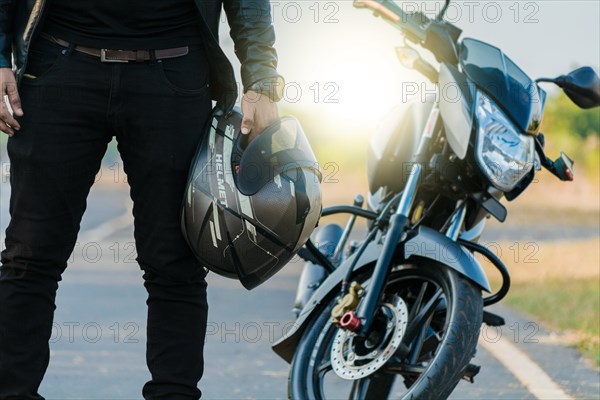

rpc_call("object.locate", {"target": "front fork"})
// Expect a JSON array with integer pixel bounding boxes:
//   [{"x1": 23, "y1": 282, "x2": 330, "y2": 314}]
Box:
[
  {"x1": 355, "y1": 163, "x2": 422, "y2": 335},
  {"x1": 354, "y1": 105, "x2": 440, "y2": 336}
]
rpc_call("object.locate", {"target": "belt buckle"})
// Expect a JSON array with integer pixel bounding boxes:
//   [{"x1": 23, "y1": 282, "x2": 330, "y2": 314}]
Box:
[{"x1": 100, "y1": 49, "x2": 128, "y2": 63}]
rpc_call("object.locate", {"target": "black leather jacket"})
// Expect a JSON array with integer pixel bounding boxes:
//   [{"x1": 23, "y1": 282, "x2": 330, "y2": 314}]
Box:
[{"x1": 0, "y1": 0, "x2": 281, "y2": 111}]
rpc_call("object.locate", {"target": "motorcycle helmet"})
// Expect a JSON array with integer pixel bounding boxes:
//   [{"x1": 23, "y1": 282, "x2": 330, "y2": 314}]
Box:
[{"x1": 181, "y1": 107, "x2": 322, "y2": 289}]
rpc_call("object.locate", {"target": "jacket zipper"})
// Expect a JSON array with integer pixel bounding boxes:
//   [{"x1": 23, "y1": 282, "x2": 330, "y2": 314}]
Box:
[{"x1": 19, "y1": 0, "x2": 48, "y2": 83}]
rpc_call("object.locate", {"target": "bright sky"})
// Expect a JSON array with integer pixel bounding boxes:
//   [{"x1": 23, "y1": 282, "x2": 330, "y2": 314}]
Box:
[{"x1": 219, "y1": 1, "x2": 600, "y2": 135}]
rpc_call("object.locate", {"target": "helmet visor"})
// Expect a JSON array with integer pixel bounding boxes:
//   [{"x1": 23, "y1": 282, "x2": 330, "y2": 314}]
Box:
[{"x1": 234, "y1": 116, "x2": 321, "y2": 196}]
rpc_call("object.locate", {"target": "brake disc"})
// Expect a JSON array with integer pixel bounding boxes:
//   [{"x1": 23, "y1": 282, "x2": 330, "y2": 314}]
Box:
[{"x1": 331, "y1": 295, "x2": 409, "y2": 380}]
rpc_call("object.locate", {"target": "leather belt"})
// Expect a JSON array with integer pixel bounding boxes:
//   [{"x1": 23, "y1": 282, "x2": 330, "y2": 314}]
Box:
[{"x1": 39, "y1": 32, "x2": 189, "y2": 63}]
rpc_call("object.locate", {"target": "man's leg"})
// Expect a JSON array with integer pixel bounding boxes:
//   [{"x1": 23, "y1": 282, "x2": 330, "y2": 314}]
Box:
[
  {"x1": 113, "y1": 46, "x2": 212, "y2": 400},
  {"x1": 0, "y1": 39, "x2": 112, "y2": 399}
]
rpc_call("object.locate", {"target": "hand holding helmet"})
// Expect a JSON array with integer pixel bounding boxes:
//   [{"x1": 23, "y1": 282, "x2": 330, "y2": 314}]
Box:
[{"x1": 240, "y1": 90, "x2": 279, "y2": 143}]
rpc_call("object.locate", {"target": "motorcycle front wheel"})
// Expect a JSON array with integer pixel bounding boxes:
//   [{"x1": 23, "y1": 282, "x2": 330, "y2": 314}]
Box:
[{"x1": 288, "y1": 261, "x2": 483, "y2": 400}]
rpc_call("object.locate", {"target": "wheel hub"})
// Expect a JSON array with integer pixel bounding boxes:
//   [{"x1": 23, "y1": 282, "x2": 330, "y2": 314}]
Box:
[{"x1": 331, "y1": 295, "x2": 408, "y2": 380}]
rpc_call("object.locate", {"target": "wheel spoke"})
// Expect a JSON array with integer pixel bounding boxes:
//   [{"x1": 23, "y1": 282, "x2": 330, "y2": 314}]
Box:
[
  {"x1": 317, "y1": 359, "x2": 333, "y2": 377},
  {"x1": 419, "y1": 331, "x2": 442, "y2": 358},
  {"x1": 382, "y1": 361, "x2": 426, "y2": 375},
  {"x1": 364, "y1": 373, "x2": 397, "y2": 400},
  {"x1": 402, "y1": 288, "x2": 443, "y2": 346},
  {"x1": 349, "y1": 379, "x2": 369, "y2": 400},
  {"x1": 408, "y1": 313, "x2": 434, "y2": 363},
  {"x1": 409, "y1": 282, "x2": 428, "y2": 321}
]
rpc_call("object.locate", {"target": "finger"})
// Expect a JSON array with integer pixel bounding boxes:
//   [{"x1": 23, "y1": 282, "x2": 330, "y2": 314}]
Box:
[
  {"x1": 241, "y1": 109, "x2": 255, "y2": 135},
  {"x1": 0, "y1": 119, "x2": 15, "y2": 136},
  {"x1": 5, "y1": 82, "x2": 23, "y2": 116},
  {"x1": 0, "y1": 100, "x2": 20, "y2": 130},
  {"x1": 251, "y1": 118, "x2": 267, "y2": 137},
  {"x1": 251, "y1": 102, "x2": 279, "y2": 135}
]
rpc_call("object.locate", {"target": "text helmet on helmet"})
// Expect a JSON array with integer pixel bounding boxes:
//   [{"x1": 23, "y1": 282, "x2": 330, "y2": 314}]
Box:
[{"x1": 181, "y1": 107, "x2": 322, "y2": 289}]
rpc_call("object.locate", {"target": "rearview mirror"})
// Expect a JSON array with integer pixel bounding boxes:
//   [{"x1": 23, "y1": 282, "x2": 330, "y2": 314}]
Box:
[{"x1": 538, "y1": 67, "x2": 600, "y2": 109}]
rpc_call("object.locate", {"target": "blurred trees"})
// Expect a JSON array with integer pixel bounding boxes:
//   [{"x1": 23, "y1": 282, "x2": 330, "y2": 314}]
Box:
[
  {"x1": 542, "y1": 92, "x2": 600, "y2": 138},
  {"x1": 540, "y1": 92, "x2": 600, "y2": 179}
]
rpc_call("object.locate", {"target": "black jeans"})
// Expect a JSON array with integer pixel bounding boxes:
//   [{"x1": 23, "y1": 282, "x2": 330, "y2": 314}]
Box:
[{"x1": 0, "y1": 37, "x2": 212, "y2": 399}]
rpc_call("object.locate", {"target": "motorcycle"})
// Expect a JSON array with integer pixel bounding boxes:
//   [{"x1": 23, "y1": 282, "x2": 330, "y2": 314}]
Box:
[{"x1": 272, "y1": 0, "x2": 600, "y2": 399}]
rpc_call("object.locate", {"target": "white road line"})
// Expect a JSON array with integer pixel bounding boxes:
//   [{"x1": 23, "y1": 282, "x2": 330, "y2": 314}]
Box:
[
  {"x1": 479, "y1": 336, "x2": 574, "y2": 400},
  {"x1": 77, "y1": 199, "x2": 133, "y2": 244}
]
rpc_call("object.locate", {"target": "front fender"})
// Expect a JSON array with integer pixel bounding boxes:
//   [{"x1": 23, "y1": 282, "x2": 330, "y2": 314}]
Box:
[
  {"x1": 404, "y1": 226, "x2": 491, "y2": 292},
  {"x1": 272, "y1": 233, "x2": 383, "y2": 363},
  {"x1": 272, "y1": 226, "x2": 490, "y2": 363}
]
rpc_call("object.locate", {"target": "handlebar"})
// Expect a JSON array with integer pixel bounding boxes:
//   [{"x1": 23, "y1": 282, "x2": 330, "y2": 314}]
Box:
[
  {"x1": 353, "y1": 0, "x2": 461, "y2": 65},
  {"x1": 353, "y1": 0, "x2": 430, "y2": 43}
]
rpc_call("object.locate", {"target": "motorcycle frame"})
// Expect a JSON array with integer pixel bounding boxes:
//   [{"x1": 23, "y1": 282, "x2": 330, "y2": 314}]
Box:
[{"x1": 272, "y1": 104, "x2": 492, "y2": 362}]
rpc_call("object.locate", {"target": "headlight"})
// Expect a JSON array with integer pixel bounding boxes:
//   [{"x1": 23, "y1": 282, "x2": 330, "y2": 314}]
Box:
[{"x1": 474, "y1": 91, "x2": 535, "y2": 192}]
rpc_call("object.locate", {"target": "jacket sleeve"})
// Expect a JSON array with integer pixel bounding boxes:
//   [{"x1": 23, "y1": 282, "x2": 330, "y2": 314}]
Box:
[
  {"x1": 0, "y1": 0, "x2": 15, "y2": 68},
  {"x1": 222, "y1": 0, "x2": 281, "y2": 92}
]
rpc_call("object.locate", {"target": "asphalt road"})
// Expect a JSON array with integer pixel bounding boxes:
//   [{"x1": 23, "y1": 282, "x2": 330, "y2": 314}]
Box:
[{"x1": 0, "y1": 184, "x2": 598, "y2": 399}]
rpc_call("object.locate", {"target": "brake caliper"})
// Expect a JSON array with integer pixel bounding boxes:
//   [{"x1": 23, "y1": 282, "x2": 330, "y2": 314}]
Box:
[{"x1": 331, "y1": 282, "x2": 364, "y2": 325}]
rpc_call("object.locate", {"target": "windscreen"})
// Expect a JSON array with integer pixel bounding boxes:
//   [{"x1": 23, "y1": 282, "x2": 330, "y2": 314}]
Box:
[{"x1": 460, "y1": 38, "x2": 546, "y2": 134}]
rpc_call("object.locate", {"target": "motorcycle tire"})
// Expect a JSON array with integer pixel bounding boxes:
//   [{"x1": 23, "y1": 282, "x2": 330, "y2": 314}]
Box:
[{"x1": 288, "y1": 261, "x2": 483, "y2": 400}]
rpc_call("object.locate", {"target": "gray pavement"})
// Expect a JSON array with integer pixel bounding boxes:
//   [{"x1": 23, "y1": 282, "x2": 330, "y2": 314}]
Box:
[{"x1": 0, "y1": 184, "x2": 599, "y2": 399}]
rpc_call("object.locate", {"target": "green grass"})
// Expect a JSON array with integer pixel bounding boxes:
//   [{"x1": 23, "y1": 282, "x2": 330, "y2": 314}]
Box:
[{"x1": 505, "y1": 279, "x2": 600, "y2": 366}]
